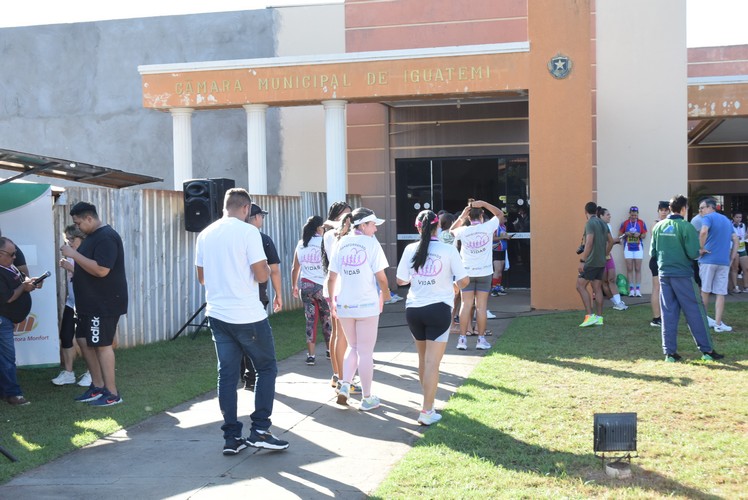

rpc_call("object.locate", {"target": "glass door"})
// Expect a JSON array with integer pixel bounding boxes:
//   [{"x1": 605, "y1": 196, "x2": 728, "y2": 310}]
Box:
[{"x1": 395, "y1": 155, "x2": 530, "y2": 287}]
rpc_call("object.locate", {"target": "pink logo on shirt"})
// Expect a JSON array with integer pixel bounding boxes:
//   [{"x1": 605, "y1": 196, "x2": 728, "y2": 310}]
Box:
[
  {"x1": 464, "y1": 233, "x2": 489, "y2": 250},
  {"x1": 415, "y1": 256, "x2": 442, "y2": 277},
  {"x1": 341, "y1": 246, "x2": 367, "y2": 267},
  {"x1": 299, "y1": 247, "x2": 322, "y2": 264}
]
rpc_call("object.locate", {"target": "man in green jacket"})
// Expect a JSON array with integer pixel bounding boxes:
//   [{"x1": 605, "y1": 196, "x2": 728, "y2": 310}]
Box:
[{"x1": 650, "y1": 195, "x2": 723, "y2": 362}]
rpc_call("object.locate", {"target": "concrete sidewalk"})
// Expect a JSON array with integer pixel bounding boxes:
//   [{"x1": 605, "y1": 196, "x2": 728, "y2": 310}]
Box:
[{"x1": 0, "y1": 292, "x2": 532, "y2": 499}]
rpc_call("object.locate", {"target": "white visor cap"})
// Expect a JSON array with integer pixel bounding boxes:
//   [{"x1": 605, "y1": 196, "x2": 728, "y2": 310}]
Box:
[{"x1": 356, "y1": 213, "x2": 385, "y2": 226}]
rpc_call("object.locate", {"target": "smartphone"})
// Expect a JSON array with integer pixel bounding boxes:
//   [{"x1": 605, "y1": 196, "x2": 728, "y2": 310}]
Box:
[{"x1": 32, "y1": 271, "x2": 51, "y2": 286}]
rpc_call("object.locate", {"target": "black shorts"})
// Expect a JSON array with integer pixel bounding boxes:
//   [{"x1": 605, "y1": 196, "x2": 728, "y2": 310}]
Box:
[
  {"x1": 405, "y1": 303, "x2": 451, "y2": 342},
  {"x1": 493, "y1": 250, "x2": 506, "y2": 261},
  {"x1": 649, "y1": 255, "x2": 658, "y2": 277},
  {"x1": 579, "y1": 266, "x2": 605, "y2": 281},
  {"x1": 77, "y1": 315, "x2": 120, "y2": 347},
  {"x1": 60, "y1": 306, "x2": 77, "y2": 349}
]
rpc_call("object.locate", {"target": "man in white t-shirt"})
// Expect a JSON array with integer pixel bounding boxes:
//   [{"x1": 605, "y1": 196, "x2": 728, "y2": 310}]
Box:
[{"x1": 195, "y1": 188, "x2": 289, "y2": 455}]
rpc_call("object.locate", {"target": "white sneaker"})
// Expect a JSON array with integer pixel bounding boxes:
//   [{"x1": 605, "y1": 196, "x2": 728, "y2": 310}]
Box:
[
  {"x1": 612, "y1": 302, "x2": 628, "y2": 311},
  {"x1": 77, "y1": 371, "x2": 92, "y2": 387},
  {"x1": 417, "y1": 410, "x2": 442, "y2": 426},
  {"x1": 628, "y1": 290, "x2": 635, "y2": 297},
  {"x1": 456, "y1": 336, "x2": 467, "y2": 350},
  {"x1": 476, "y1": 337, "x2": 491, "y2": 350},
  {"x1": 635, "y1": 289, "x2": 642, "y2": 297},
  {"x1": 714, "y1": 322, "x2": 733, "y2": 333},
  {"x1": 707, "y1": 316, "x2": 717, "y2": 328},
  {"x1": 486, "y1": 310, "x2": 497, "y2": 319},
  {"x1": 51, "y1": 370, "x2": 76, "y2": 386}
]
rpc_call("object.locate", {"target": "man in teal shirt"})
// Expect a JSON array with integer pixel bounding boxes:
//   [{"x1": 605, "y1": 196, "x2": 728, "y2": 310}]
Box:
[{"x1": 650, "y1": 195, "x2": 723, "y2": 362}]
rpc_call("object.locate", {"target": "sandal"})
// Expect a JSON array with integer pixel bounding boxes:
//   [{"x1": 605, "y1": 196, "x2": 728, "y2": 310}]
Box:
[{"x1": 484, "y1": 329, "x2": 493, "y2": 336}]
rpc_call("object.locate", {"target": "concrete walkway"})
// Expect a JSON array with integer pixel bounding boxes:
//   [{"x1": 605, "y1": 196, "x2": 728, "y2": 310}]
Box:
[{"x1": 0, "y1": 292, "x2": 533, "y2": 499}]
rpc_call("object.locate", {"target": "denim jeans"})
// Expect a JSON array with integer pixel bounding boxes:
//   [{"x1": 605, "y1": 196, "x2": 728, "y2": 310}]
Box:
[
  {"x1": 0, "y1": 315, "x2": 22, "y2": 399},
  {"x1": 660, "y1": 276, "x2": 714, "y2": 354},
  {"x1": 209, "y1": 316, "x2": 278, "y2": 440}
]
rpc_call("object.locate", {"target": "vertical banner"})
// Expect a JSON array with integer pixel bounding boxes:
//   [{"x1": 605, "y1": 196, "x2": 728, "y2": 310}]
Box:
[{"x1": 0, "y1": 183, "x2": 59, "y2": 367}]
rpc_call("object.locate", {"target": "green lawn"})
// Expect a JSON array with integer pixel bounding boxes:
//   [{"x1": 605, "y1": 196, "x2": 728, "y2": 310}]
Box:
[
  {"x1": 4, "y1": 303, "x2": 747, "y2": 497},
  {"x1": 374, "y1": 303, "x2": 748, "y2": 499},
  {"x1": 0, "y1": 309, "x2": 305, "y2": 484}
]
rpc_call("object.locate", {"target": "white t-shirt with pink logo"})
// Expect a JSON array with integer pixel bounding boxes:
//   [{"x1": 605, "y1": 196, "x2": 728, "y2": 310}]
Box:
[
  {"x1": 452, "y1": 216, "x2": 501, "y2": 277},
  {"x1": 396, "y1": 240, "x2": 467, "y2": 308},
  {"x1": 329, "y1": 233, "x2": 389, "y2": 318},
  {"x1": 295, "y1": 235, "x2": 325, "y2": 285}
]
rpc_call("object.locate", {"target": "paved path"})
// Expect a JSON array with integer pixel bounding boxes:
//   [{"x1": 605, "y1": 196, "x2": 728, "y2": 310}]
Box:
[{"x1": 1, "y1": 292, "x2": 532, "y2": 499}]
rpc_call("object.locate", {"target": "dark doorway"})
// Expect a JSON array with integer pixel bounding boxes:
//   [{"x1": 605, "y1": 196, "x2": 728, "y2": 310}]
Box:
[{"x1": 395, "y1": 156, "x2": 530, "y2": 287}]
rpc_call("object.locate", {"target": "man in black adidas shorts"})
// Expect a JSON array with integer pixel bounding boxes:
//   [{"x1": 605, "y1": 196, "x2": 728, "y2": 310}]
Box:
[
  {"x1": 61, "y1": 202, "x2": 128, "y2": 407},
  {"x1": 576, "y1": 202, "x2": 615, "y2": 327}
]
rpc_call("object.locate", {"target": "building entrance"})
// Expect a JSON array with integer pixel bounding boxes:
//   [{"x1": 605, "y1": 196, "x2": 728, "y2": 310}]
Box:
[{"x1": 395, "y1": 155, "x2": 531, "y2": 287}]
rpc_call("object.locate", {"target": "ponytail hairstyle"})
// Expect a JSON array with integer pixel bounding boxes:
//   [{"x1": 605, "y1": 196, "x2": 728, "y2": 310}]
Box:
[
  {"x1": 596, "y1": 206, "x2": 607, "y2": 218},
  {"x1": 302, "y1": 215, "x2": 323, "y2": 247},
  {"x1": 321, "y1": 201, "x2": 352, "y2": 273},
  {"x1": 327, "y1": 201, "x2": 351, "y2": 222},
  {"x1": 411, "y1": 210, "x2": 439, "y2": 271}
]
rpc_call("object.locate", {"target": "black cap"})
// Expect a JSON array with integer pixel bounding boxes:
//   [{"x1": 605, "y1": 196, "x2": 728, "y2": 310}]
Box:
[
  {"x1": 658, "y1": 200, "x2": 670, "y2": 210},
  {"x1": 250, "y1": 203, "x2": 268, "y2": 217}
]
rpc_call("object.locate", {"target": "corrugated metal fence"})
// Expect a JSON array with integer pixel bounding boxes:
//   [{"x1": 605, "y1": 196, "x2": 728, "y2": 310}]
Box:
[{"x1": 54, "y1": 188, "x2": 360, "y2": 347}]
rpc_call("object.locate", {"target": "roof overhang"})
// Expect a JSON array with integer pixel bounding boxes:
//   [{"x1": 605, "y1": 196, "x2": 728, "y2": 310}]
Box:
[{"x1": 0, "y1": 149, "x2": 162, "y2": 188}]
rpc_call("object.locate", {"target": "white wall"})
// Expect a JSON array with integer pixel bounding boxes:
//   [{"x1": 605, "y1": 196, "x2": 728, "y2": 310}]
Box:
[
  {"x1": 275, "y1": 4, "x2": 346, "y2": 196},
  {"x1": 596, "y1": 0, "x2": 687, "y2": 293}
]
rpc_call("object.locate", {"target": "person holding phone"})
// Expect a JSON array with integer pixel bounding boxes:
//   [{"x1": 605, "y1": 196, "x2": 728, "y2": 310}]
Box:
[
  {"x1": 1, "y1": 236, "x2": 45, "y2": 406},
  {"x1": 61, "y1": 202, "x2": 128, "y2": 407}
]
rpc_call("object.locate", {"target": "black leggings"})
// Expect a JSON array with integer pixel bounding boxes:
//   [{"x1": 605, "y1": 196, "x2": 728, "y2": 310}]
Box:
[{"x1": 59, "y1": 306, "x2": 76, "y2": 349}]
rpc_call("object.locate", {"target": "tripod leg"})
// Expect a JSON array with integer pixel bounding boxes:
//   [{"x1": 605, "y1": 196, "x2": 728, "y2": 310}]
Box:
[
  {"x1": 187, "y1": 315, "x2": 211, "y2": 340},
  {"x1": 172, "y1": 303, "x2": 207, "y2": 340}
]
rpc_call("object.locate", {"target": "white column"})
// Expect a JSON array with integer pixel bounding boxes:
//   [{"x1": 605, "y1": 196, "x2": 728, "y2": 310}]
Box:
[
  {"x1": 170, "y1": 108, "x2": 194, "y2": 191},
  {"x1": 244, "y1": 104, "x2": 268, "y2": 195},
  {"x1": 322, "y1": 100, "x2": 347, "y2": 204}
]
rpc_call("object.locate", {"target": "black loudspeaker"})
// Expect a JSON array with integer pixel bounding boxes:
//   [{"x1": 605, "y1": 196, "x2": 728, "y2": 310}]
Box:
[
  {"x1": 184, "y1": 179, "x2": 217, "y2": 232},
  {"x1": 209, "y1": 177, "x2": 236, "y2": 217}
]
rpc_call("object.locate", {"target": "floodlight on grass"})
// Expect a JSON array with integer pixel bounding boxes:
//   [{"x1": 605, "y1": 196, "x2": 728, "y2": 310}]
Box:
[{"x1": 593, "y1": 412, "x2": 637, "y2": 478}]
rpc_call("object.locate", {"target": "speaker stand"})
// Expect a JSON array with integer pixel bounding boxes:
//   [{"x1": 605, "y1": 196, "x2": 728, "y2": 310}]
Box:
[{"x1": 172, "y1": 303, "x2": 208, "y2": 340}]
